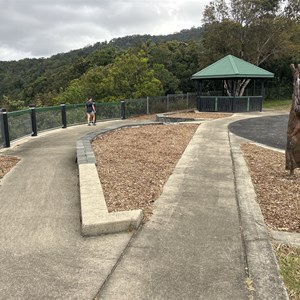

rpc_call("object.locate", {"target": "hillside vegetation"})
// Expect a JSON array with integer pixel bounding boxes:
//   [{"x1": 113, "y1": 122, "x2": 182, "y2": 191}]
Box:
[{"x1": 0, "y1": 0, "x2": 299, "y2": 111}]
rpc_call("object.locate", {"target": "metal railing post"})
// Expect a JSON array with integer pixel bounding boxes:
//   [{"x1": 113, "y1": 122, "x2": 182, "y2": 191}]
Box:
[
  {"x1": 93, "y1": 101, "x2": 97, "y2": 124},
  {"x1": 121, "y1": 100, "x2": 126, "y2": 119},
  {"x1": 29, "y1": 105, "x2": 37, "y2": 136},
  {"x1": 167, "y1": 94, "x2": 169, "y2": 111},
  {"x1": 0, "y1": 108, "x2": 10, "y2": 147},
  {"x1": 146, "y1": 96, "x2": 149, "y2": 115},
  {"x1": 61, "y1": 103, "x2": 67, "y2": 128},
  {"x1": 186, "y1": 92, "x2": 189, "y2": 109}
]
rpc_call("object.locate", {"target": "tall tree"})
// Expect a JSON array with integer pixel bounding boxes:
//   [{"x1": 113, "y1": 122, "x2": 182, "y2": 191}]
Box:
[
  {"x1": 153, "y1": 64, "x2": 180, "y2": 95},
  {"x1": 201, "y1": 0, "x2": 300, "y2": 95},
  {"x1": 202, "y1": 0, "x2": 291, "y2": 65},
  {"x1": 55, "y1": 51, "x2": 163, "y2": 103},
  {"x1": 147, "y1": 40, "x2": 202, "y2": 93}
]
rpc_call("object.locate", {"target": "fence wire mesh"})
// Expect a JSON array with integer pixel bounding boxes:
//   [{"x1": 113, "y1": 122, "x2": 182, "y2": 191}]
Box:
[
  {"x1": 7, "y1": 110, "x2": 32, "y2": 141},
  {"x1": 0, "y1": 118, "x2": 3, "y2": 146},
  {"x1": 1, "y1": 93, "x2": 197, "y2": 147}
]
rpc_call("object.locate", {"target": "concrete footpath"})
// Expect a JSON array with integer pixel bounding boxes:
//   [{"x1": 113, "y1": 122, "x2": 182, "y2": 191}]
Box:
[{"x1": 0, "y1": 113, "x2": 288, "y2": 299}]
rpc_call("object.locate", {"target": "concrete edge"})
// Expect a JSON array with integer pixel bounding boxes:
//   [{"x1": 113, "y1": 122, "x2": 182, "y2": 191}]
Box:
[
  {"x1": 228, "y1": 125, "x2": 300, "y2": 247},
  {"x1": 155, "y1": 113, "x2": 207, "y2": 123},
  {"x1": 76, "y1": 121, "x2": 163, "y2": 236},
  {"x1": 229, "y1": 131, "x2": 289, "y2": 300},
  {"x1": 271, "y1": 230, "x2": 300, "y2": 246},
  {"x1": 156, "y1": 113, "x2": 198, "y2": 123},
  {"x1": 78, "y1": 163, "x2": 143, "y2": 236}
]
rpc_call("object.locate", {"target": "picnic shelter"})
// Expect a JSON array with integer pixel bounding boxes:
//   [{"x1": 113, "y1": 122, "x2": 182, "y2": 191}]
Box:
[{"x1": 191, "y1": 55, "x2": 274, "y2": 112}]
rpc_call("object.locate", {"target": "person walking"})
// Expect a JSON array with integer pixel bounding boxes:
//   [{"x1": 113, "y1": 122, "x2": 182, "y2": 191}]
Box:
[{"x1": 85, "y1": 97, "x2": 96, "y2": 125}]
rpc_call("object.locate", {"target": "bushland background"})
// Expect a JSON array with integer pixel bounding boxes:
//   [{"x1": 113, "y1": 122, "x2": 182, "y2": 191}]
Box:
[{"x1": 0, "y1": 0, "x2": 299, "y2": 112}]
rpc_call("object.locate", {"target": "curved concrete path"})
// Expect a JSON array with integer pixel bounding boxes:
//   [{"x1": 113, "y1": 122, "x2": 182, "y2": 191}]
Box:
[
  {"x1": 95, "y1": 112, "x2": 288, "y2": 300},
  {"x1": 0, "y1": 112, "x2": 289, "y2": 299},
  {"x1": 0, "y1": 120, "x2": 150, "y2": 300}
]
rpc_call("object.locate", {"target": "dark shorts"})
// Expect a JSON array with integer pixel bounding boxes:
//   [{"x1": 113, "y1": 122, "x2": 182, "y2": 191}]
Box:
[{"x1": 87, "y1": 111, "x2": 95, "y2": 116}]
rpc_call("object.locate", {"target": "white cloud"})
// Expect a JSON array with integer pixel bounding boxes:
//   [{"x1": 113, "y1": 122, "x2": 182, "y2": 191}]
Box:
[
  {"x1": 0, "y1": 46, "x2": 34, "y2": 61},
  {"x1": 0, "y1": 0, "x2": 210, "y2": 61}
]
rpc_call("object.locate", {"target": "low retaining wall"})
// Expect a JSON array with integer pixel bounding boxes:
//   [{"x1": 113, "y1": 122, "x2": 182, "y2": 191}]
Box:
[
  {"x1": 155, "y1": 113, "x2": 196, "y2": 123},
  {"x1": 76, "y1": 122, "x2": 160, "y2": 236}
]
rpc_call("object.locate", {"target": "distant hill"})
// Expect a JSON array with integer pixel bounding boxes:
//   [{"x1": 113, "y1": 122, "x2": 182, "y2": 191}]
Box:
[
  {"x1": 62, "y1": 26, "x2": 204, "y2": 58},
  {"x1": 0, "y1": 27, "x2": 203, "y2": 109}
]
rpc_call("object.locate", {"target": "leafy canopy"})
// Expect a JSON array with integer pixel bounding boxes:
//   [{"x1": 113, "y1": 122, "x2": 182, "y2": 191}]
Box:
[
  {"x1": 55, "y1": 51, "x2": 163, "y2": 104},
  {"x1": 201, "y1": 0, "x2": 300, "y2": 66}
]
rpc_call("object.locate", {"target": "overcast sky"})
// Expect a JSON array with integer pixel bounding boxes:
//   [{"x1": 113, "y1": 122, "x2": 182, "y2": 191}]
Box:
[{"x1": 0, "y1": 0, "x2": 210, "y2": 61}]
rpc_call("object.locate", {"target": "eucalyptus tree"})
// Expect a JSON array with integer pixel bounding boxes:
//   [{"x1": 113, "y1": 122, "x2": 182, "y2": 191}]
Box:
[
  {"x1": 201, "y1": 0, "x2": 300, "y2": 96},
  {"x1": 202, "y1": 0, "x2": 298, "y2": 64}
]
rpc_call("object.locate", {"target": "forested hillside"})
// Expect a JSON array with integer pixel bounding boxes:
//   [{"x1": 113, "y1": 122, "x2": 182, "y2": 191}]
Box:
[
  {"x1": 0, "y1": 27, "x2": 203, "y2": 110},
  {"x1": 0, "y1": 0, "x2": 299, "y2": 111}
]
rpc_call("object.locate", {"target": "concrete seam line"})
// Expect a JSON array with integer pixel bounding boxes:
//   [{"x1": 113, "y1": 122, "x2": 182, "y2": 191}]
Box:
[
  {"x1": 228, "y1": 130, "x2": 289, "y2": 300},
  {"x1": 227, "y1": 129, "x2": 251, "y2": 279}
]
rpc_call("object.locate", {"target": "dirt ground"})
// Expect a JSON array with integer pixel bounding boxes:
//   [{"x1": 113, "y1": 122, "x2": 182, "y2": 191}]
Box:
[{"x1": 1, "y1": 111, "x2": 299, "y2": 232}]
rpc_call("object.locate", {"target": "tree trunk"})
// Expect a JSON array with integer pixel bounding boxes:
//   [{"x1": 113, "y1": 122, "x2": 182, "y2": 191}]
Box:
[
  {"x1": 285, "y1": 64, "x2": 300, "y2": 175},
  {"x1": 223, "y1": 79, "x2": 251, "y2": 96}
]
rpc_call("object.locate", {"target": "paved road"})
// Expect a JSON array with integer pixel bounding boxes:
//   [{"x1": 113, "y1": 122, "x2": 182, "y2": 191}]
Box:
[{"x1": 229, "y1": 113, "x2": 288, "y2": 150}]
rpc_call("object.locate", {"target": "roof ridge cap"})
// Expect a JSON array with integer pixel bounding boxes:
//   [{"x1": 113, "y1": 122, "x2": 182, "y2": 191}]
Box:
[{"x1": 228, "y1": 55, "x2": 239, "y2": 74}]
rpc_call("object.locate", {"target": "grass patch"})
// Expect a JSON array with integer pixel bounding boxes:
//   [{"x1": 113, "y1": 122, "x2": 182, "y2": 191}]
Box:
[
  {"x1": 263, "y1": 99, "x2": 291, "y2": 111},
  {"x1": 275, "y1": 244, "x2": 300, "y2": 299}
]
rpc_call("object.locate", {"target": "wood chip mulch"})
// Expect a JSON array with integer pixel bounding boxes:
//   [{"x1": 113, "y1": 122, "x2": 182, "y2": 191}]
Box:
[
  {"x1": 241, "y1": 143, "x2": 300, "y2": 233},
  {"x1": 0, "y1": 155, "x2": 20, "y2": 179},
  {"x1": 92, "y1": 124, "x2": 198, "y2": 222}
]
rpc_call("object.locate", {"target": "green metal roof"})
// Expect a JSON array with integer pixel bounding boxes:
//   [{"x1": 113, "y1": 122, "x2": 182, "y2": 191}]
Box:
[{"x1": 191, "y1": 55, "x2": 274, "y2": 79}]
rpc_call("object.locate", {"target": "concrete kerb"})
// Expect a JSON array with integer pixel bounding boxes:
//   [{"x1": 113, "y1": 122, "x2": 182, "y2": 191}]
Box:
[
  {"x1": 156, "y1": 112, "x2": 207, "y2": 123},
  {"x1": 229, "y1": 129, "x2": 289, "y2": 300},
  {"x1": 76, "y1": 122, "x2": 162, "y2": 236}
]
